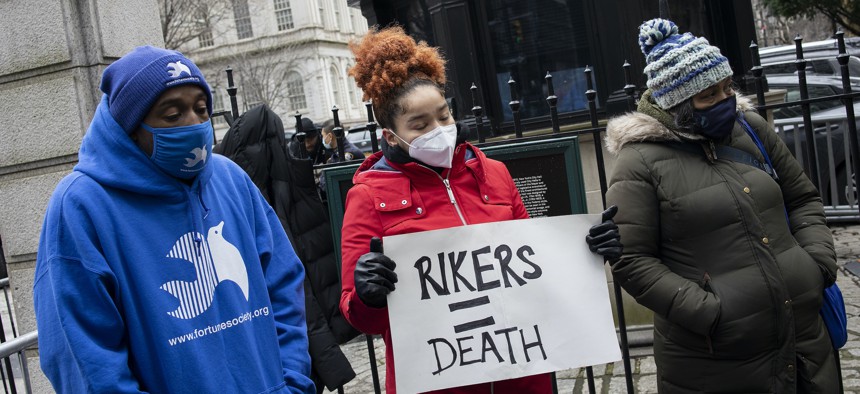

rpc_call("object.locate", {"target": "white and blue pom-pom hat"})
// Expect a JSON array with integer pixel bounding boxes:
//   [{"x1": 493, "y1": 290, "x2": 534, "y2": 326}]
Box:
[{"x1": 638, "y1": 18, "x2": 733, "y2": 110}]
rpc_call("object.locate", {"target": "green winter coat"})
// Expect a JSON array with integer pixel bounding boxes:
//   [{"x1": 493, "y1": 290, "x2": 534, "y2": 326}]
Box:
[{"x1": 605, "y1": 92, "x2": 839, "y2": 393}]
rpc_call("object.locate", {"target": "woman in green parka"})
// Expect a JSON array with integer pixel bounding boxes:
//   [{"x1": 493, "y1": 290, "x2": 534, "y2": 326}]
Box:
[{"x1": 605, "y1": 18, "x2": 839, "y2": 393}]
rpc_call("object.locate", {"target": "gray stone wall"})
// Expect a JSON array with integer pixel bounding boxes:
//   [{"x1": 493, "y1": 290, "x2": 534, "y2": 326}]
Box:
[{"x1": 0, "y1": 1, "x2": 163, "y2": 391}]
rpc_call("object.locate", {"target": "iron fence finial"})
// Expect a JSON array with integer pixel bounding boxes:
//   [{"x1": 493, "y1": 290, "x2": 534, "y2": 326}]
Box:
[{"x1": 470, "y1": 83, "x2": 486, "y2": 143}]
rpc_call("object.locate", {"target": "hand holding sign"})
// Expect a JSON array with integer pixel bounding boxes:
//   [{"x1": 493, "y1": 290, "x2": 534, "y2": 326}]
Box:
[
  {"x1": 354, "y1": 237, "x2": 398, "y2": 308},
  {"x1": 586, "y1": 205, "x2": 622, "y2": 262},
  {"x1": 385, "y1": 215, "x2": 622, "y2": 393}
]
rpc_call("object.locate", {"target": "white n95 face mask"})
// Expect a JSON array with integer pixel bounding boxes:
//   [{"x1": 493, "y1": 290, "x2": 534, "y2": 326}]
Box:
[{"x1": 392, "y1": 123, "x2": 458, "y2": 168}]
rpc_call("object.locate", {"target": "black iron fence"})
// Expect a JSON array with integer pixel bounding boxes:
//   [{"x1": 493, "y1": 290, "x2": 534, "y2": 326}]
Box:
[
  {"x1": 209, "y1": 30, "x2": 857, "y2": 394},
  {"x1": 750, "y1": 31, "x2": 860, "y2": 222}
]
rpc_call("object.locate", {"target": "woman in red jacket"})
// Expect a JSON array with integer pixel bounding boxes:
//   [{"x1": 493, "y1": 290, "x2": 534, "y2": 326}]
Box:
[{"x1": 340, "y1": 26, "x2": 621, "y2": 394}]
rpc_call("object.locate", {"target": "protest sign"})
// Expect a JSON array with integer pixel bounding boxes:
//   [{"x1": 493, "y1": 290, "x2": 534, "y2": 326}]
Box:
[{"x1": 385, "y1": 214, "x2": 621, "y2": 393}]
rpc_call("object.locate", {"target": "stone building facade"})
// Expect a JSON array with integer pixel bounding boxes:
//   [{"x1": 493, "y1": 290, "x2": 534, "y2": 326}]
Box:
[{"x1": 176, "y1": 0, "x2": 369, "y2": 138}]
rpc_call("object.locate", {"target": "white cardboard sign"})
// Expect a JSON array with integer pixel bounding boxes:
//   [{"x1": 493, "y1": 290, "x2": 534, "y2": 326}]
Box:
[{"x1": 385, "y1": 214, "x2": 622, "y2": 393}]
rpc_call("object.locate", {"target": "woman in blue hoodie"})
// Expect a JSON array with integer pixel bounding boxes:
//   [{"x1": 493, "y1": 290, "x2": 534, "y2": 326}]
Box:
[{"x1": 33, "y1": 46, "x2": 314, "y2": 393}]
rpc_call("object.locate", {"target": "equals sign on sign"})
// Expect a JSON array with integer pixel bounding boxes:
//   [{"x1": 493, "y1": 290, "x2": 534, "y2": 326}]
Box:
[
  {"x1": 429, "y1": 293, "x2": 547, "y2": 374},
  {"x1": 449, "y1": 295, "x2": 495, "y2": 333}
]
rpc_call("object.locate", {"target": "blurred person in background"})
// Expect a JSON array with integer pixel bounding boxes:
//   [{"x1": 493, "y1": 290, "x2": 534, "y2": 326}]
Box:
[{"x1": 319, "y1": 119, "x2": 364, "y2": 163}]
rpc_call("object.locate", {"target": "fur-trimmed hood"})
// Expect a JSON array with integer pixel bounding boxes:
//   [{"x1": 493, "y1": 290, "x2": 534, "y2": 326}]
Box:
[{"x1": 605, "y1": 93, "x2": 755, "y2": 154}]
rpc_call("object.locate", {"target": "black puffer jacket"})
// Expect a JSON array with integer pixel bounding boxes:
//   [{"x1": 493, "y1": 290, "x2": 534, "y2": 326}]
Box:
[{"x1": 215, "y1": 105, "x2": 359, "y2": 393}]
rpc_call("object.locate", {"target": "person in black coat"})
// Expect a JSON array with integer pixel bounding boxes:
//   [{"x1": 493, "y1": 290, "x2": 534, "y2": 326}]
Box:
[
  {"x1": 288, "y1": 117, "x2": 327, "y2": 164},
  {"x1": 215, "y1": 105, "x2": 360, "y2": 393}
]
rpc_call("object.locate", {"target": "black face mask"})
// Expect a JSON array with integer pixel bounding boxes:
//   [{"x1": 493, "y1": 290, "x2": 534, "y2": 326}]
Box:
[
  {"x1": 381, "y1": 139, "x2": 414, "y2": 164},
  {"x1": 692, "y1": 95, "x2": 737, "y2": 139}
]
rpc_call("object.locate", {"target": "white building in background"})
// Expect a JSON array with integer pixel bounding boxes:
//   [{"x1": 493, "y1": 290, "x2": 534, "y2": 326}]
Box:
[{"x1": 176, "y1": 0, "x2": 369, "y2": 138}]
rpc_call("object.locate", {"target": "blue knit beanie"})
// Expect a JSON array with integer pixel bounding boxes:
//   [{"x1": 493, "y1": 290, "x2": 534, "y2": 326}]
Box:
[
  {"x1": 100, "y1": 45, "x2": 213, "y2": 133},
  {"x1": 638, "y1": 19, "x2": 733, "y2": 110}
]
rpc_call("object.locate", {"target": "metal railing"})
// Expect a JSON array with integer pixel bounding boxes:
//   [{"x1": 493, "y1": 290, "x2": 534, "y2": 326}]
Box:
[
  {"x1": 750, "y1": 31, "x2": 859, "y2": 222},
  {"x1": 0, "y1": 278, "x2": 29, "y2": 394},
  {"x1": 775, "y1": 112, "x2": 860, "y2": 220},
  {"x1": 0, "y1": 332, "x2": 36, "y2": 394}
]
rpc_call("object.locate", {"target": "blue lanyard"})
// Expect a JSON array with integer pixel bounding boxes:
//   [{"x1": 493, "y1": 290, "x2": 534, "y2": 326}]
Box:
[{"x1": 738, "y1": 113, "x2": 776, "y2": 178}]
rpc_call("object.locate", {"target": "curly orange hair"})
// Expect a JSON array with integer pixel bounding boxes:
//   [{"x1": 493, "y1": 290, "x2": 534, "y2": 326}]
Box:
[{"x1": 349, "y1": 26, "x2": 446, "y2": 128}]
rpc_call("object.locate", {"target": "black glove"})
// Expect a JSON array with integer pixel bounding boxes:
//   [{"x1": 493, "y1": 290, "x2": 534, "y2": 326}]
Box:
[
  {"x1": 586, "y1": 205, "x2": 623, "y2": 262},
  {"x1": 354, "y1": 237, "x2": 397, "y2": 308}
]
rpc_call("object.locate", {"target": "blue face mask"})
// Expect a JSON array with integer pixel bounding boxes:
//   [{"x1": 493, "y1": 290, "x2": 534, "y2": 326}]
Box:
[
  {"x1": 692, "y1": 95, "x2": 738, "y2": 139},
  {"x1": 141, "y1": 121, "x2": 213, "y2": 179}
]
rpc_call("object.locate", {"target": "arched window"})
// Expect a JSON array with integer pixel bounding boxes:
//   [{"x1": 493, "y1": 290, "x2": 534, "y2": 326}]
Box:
[
  {"x1": 232, "y1": 0, "x2": 254, "y2": 39},
  {"x1": 197, "y1": 5, "x2": 214, "y2": 47},
  {"x1": 317, "y1": 0, "x2": 327, "y2": 27},
  {"x1": 211, "y1": 86, "x2": 226, "y2": 126},
  {"x1": 330, "y1": 66, "x2": 345, "y2": 108},
  {"x1": 347, "y1": 75, "x2": 360, "y2": 109},
  {"x1": 333, "y1": 0, "x2": 342, "y2": 29},
  {"x1": 348, "y1": 62, "x2": 363, "y2": 108},
  {"x1": 286, "y1": 72, "x2": 307, "y2": 111}
]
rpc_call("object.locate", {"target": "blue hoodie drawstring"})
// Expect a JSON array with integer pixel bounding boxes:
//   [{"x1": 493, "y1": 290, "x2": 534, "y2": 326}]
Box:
[
  {"x1": 185, "y1": 191, "x2": 203, "y2": 252},
  {"x1": 188, "y1": 185, "x2": 211, "y2": 250},
  {"x1": 188, "y1": 199, "x2": 203, "y2": 248},
  {"x1": 198, "y1": 188, "x2": 211, "y2": 220}
]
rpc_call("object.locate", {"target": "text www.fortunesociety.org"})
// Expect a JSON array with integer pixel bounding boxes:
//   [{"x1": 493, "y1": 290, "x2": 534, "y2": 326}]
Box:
[{"x1": 168, "y1": 306, "x2": 270, "y2": 346}]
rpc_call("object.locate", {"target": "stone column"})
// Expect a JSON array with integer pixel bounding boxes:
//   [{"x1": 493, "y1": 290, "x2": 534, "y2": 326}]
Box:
[{"x1": 0, "y1": 0, "x2": 163, "y2": 390}]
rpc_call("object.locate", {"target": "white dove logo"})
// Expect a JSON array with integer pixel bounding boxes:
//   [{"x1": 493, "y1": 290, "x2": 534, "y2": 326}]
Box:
[
  {"x1": 167, "y1": 61, "x2": 192, "y2": 78},
  {"x1": 184, "y1": 145, "x2": 207, "y2": 167},
  {"x1": 160, "y1": 221, "x2": 249, "y2": 319}
]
